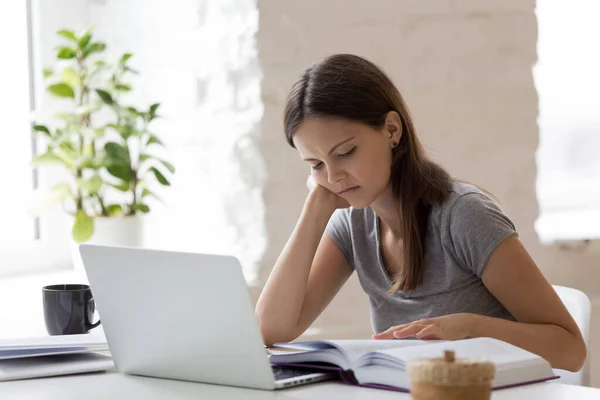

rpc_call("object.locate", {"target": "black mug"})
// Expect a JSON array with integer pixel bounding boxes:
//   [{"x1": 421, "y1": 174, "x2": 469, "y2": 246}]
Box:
[{"x1": 42, "y1": 284, "x2": 101, "y2": 335}]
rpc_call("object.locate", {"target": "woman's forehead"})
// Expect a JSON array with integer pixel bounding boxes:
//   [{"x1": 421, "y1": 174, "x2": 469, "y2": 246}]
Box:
[{"x1": 293, "y1": 118, "x2": 370, "y2": 149}]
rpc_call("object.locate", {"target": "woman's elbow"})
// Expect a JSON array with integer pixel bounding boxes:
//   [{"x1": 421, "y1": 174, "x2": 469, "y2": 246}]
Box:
[
  {"x1": 561, "y1": 335, "x2": 587, "y2": 373},
  {"x1": 256, "y1": 313, "x2": 299, "y2": 347}
]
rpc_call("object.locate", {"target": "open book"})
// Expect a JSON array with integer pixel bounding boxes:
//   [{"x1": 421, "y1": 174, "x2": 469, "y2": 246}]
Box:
[{"x1": 270, "y1": 337, "x2": 558, "y2": 392}]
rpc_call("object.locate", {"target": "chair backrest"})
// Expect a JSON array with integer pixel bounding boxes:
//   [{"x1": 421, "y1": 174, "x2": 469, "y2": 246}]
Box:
[{"x1": 552, "y1": 285, "x2": 591, "y2": 386}]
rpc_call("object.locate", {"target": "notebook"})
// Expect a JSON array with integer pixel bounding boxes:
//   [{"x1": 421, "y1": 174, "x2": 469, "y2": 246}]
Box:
[
  {"x1": 0, "y1": 353, "x2": 114, "y2": 382},
  {"x1": 270, "y1": 337, "x2": 559, "y2": 392},
  {"x1": 0, "y1": 333, "x2": 112, "y2": 381},
  {"x1": 0, "y1": 333, "x2": 109, "y2": 360}
]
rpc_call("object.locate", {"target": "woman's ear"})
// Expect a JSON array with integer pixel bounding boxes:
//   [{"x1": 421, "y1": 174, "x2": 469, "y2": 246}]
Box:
[{"x1": 385, "y1": 111, "x2": 403, "y2": 148}]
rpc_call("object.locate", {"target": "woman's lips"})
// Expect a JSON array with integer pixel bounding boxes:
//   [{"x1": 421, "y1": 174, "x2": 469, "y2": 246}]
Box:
[{"x1": 338, "y1": 186, "x2": 360, "y2": 195}]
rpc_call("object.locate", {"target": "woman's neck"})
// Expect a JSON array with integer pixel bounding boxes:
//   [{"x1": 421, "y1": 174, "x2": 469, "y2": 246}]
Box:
[{"x1": 370, "y1": 185, "x2": 403, "y2": 238}]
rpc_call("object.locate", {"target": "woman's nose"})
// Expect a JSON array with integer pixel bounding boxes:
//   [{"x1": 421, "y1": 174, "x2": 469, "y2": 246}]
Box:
[{"x1": 327, "y1": 165, "x2": 346, "y2": 184}]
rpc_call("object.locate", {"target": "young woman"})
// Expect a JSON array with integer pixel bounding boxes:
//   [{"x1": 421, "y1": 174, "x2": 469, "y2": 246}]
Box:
[{"x1": 255, "y1": 54, "x2": 586, "y2": 372}]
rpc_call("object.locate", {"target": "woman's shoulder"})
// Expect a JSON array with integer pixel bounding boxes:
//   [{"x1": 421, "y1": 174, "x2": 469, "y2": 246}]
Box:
[
  {"x1": 432, "y1": 180, "x2": 516, "y2": 232},
  {"x1": 437, "y1": 181, "x2": 500, "y2": 213},
  {"x1": 431, "y1": 181, "x2": 513, "y2": 227}
]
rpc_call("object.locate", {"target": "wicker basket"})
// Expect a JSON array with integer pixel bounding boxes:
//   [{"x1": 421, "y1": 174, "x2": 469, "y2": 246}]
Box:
[{"x1": 407, "y1": 350, "x2": 496, "y2": 400}]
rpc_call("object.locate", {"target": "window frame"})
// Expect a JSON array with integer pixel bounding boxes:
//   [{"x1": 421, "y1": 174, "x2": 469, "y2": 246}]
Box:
[{"x1": 0, "y1": 0, "x2": 71, "y2": 277}]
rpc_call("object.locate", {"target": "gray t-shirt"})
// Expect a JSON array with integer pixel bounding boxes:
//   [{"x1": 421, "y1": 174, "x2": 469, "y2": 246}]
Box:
[{"x1": 325, "y1": 182, "x2": 517, "y2": 334}]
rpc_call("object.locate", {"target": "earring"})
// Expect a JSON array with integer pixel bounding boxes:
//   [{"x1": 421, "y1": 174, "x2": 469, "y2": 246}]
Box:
[{"x1": 392, "y1": 141, "x2": 398, "y2": 148}]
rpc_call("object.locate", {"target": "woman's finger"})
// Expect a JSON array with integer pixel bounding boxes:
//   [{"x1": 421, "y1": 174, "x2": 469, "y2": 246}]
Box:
[
  {"x1": 392, "y1": 324, "x2": 426, "y2": 339},
  {"x1": 415, "y1": 325, "x2": 441, "y2": 340}
]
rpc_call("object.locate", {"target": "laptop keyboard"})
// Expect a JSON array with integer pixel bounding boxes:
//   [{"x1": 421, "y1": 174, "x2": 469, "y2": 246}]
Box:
[{"x1": 272, "y1": 365, "x2": 319, "y2": 381}]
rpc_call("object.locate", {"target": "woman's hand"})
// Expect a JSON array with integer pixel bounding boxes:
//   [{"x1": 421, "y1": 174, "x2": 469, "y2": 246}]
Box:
[
  {"x1": 305, "y1": 175, "x2": 350, "y2": 211},
  {"x1": 372, "y1": 313, "x2": 477, "y2": 341}
]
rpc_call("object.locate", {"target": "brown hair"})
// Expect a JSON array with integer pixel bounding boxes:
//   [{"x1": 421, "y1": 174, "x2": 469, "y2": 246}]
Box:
[{"x1": 284, "y1": 54, "x2": 452, "y2": 292}]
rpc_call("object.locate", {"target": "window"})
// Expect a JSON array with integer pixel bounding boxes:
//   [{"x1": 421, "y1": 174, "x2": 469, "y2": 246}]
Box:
[
  {"x1": 534, "y1": 0, "x2": 600, "y2": 244},
  {"x1": 0, "y1": 0, "x2": 70, "y2": 275}
]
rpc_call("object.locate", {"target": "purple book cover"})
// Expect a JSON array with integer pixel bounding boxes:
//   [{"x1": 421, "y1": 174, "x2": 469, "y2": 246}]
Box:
[{"x1": 271, "y1": 361, "x2": 560, "y2": 393}]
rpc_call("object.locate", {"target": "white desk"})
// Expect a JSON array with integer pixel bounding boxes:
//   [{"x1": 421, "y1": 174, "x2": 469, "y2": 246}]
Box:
[
  {"x1": 0, "y1": 371, "x2": 599, "y2": 399},
  {"x1": 1, "y1": 273, "x2": 599, "y2": 398}
]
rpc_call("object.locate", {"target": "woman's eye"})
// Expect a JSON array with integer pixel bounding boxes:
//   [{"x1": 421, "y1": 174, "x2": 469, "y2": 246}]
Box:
[
  {"x1": 311, "y1": 162, "x2": 324, "y2": 170},
  {"x1": 339, "y1": 147, "x2": 357, "y2": 157}
]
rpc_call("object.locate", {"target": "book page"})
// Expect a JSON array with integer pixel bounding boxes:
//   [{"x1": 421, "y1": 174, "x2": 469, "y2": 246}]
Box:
[
  {"x1": 324, "y1": 339, "x2": 432, "y2": 365},
  {"x1": 380, "y1": 337, "x2": 541, "y2": 366},
  {"x1": 269, "y1": 339, "x2": 433, "y2": 370}
]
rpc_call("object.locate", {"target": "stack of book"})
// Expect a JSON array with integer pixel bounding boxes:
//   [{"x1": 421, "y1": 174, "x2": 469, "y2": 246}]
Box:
[{"x1": 0, "y1": 333, "x2": 113, "y2": 381}]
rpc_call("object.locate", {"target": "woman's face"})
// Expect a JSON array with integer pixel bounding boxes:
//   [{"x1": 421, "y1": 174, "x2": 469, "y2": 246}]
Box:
[{"x1": 293, "y1": 115, "x2": 401, "y2": 208}]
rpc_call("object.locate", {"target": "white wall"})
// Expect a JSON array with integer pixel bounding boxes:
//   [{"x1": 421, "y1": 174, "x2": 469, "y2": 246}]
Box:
[{"x1": 256, "y1": 0, "x2": 600, "y2": 386}]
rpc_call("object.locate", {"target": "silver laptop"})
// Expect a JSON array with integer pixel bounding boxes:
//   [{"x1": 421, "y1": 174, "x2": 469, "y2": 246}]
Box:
[{"x1": 78, "y1": 244, "x2": 336, "y2": 390}]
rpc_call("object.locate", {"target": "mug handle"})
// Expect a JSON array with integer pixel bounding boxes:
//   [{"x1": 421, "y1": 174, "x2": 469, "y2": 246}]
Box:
[{"x1": 85, "y1": 297, "x2": 101, "y2": 330}]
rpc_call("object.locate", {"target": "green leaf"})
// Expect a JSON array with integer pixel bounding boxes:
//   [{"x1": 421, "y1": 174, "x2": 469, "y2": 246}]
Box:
[
  {"x1": 150, "y1": 167, "x2": 170, "y2": 186},
  {"x1": 113, "y1": 124, "x2": 135, "y2": 140},
  {"x1": 57, "y1": 30, "x2": 77, "y2": 41},
  {"x1": 149, "y1": 103, "x2": 160, "y2": 119},
  {"x1": 61, "y1": 67, "x2": 81, "y2": 88},
  {"x1": 104, "y1": 142, "x2": 130, "y2": 163},
  {"x1": 57, "y1": 142, "x2": 77, "y2": 158},
  {"x1": 95, "y1": 89, "x2": 113, "y2": 105},
  {"x1": 115, "y1": 83, "x2": 132, "y2": 92},
  {"x1": 79, "y1": 157, "x2": 101, "y2": 169},
  {"x1": 31, "y1": 152, "x2": 64, "y2": 166},
  {"x1": 159, "y1": 159, "x2": 175, "y2": 174},
  {"x1": 82, "y1": 42, "x2": 106, "y2": 57},
  {"x1": 125, "y1": 106, "x2": 139, "y2": 116},
  {"x1": 50, "y1": 183, "x2": 73, "y2": 201},
  {"x1": 120, "y1": 53, "x2": 133, "y2": 65},
  {"x1": 106, "y1": 163, "x2": 132, "y2": 182},
  {"x1": 139, "y1": 154, "x2": 151, "y2": 163},
  {"x1": 33, "y1": 125, "x2": 51, "y2": 137},
  {"x1": 78, "y1": 30, "x2": 92, "y2": 49},
  {"x1": 146, "y1": 134, "x2": 163, "y2": 146},
  {"x1": 72, "y1": 211, "x2": 94, "y2": 243},
  {"x1": 81, "y1": 143, "x2": 94, "y2": 157},
  {"x1": 79, "y1": 175, "x2": 103, "y2": 194},
  {"x1": 106, "y1": 204, "x2": 123, "y2": 217},
  {"x1": 56, "y1": 47, "x2": 77, "y2": 59},
  {"x1": 47, "y1": 83, "x2": 75, "y2": 98},
  {"x1": 136, "y1": 203, "x2": 150, "y2": 213},
  {"x1": 110, "y1": 181, "x2": 130, "y2": 192},
  {"x1": 141, "y1": 188, "x2": 163, "y2": 203},
  {"x1": 43, "y1": 68, "x2": 53, "y2": 78}
]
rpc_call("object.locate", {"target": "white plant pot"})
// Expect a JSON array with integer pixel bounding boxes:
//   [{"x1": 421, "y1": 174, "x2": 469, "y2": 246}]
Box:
[{"x1": 70, "y1": 216, "x2": 144, "y2": 275}]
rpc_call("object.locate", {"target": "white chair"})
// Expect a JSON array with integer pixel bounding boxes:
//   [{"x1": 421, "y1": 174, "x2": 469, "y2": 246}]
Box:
[{"x1": 552, "y1": 285, "x2": 591, "y2": 386}]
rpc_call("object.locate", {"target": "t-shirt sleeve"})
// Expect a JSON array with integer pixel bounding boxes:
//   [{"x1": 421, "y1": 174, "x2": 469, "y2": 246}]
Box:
[
  {"x1": 325, "y1": 209, "x2": 354, "y2": 268},
  {"x1": 449, "y1": 193, "x2": 518, "y2": 278}
]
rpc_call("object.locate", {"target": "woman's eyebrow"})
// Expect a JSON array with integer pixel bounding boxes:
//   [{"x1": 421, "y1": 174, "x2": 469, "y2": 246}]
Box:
[{"x1": 302, "y1": 136, "x2": 355, "y2": 162}]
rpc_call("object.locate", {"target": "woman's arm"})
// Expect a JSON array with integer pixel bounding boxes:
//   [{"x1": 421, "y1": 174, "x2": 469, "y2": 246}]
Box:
[
  {"x1": 255, "y1": 188, "x2": 354, "y2": 346},
  {"x1": 374, "y1": 236, "x2": 587, "y2": 372},
  {"x1": 473, "y1": 235, "x2": 587, "y2": 372}
]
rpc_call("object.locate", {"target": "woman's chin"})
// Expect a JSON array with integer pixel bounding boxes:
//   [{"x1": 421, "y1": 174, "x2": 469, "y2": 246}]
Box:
[{"x1": 347, "y1": 199, "x2": 371, "y2": 209}]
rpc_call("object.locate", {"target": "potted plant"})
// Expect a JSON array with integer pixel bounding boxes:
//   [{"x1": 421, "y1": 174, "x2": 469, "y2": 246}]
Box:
[{"x1": 30, "y1": 27, "x2": 174, "y2": 262}]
